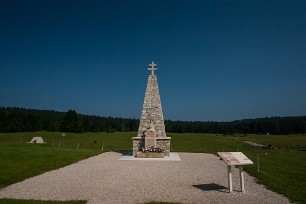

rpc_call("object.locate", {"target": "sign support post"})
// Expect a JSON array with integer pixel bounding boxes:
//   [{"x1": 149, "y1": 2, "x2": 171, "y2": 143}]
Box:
[
  {"x1": 239, "y1": 166, "x2": 245, "y2": 192},
  {"x1": 227, "y1": 165, "x2": 233, "y2": 193}
]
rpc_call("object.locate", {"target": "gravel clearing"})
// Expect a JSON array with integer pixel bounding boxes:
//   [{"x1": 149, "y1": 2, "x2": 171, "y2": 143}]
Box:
[{"x1": 0, "y1": 152, "x2": 290, "y2": 204}]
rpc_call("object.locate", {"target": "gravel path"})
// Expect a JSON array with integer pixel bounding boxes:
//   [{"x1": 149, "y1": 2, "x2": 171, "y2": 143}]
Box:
[{"x1": 0, "y1": 152, "x2": 289, "y2": 204}]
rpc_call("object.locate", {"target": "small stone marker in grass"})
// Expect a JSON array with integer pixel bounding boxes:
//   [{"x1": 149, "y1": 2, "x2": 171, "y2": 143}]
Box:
[
  {"x1": 218, "y1": 152, "x2": 253, "y2": 193},
  {"x1": 28, "y1": 137, "x2": 45, "y2": 144}
]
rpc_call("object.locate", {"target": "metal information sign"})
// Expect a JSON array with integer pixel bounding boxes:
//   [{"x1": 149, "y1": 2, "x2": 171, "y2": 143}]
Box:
[
  {"x1": 218, "y1": 152, "x2": 253, "y2": 193},
  {"x1": 218, "y1": 152, "x2": 253, "y2": 166}
]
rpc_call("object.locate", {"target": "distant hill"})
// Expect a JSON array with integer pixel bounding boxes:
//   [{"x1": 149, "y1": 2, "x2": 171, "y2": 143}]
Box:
[{"x1": 0, "y1": 107, "x2": 305, "y2": 134}]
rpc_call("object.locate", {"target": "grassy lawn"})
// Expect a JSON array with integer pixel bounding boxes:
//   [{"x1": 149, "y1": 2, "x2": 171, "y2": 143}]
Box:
[
  {"x1": 0, "y1": 132, "x2": 134, "y2": 188},
  {"x1": 0, "y1": 132, "x2": 305, "y2": 203}
]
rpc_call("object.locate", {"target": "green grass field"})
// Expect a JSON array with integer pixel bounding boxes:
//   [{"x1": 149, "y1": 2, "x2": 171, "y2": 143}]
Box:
[{"x1": 0, "y1": 132, "x2": 305, "y2": 203}]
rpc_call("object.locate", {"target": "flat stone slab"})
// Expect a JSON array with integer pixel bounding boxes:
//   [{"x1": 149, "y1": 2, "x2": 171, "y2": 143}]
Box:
[{"x1": 119, "y1": 152, "x2": 181, "y2": 161}]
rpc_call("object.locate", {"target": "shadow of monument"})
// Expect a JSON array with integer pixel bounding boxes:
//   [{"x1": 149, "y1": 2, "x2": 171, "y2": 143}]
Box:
[{"x1": 193, "y1": 183, "x2": 227, "y2": 192}]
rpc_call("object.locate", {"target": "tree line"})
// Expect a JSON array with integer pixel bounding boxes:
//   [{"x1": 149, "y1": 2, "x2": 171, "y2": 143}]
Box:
[
  {"x1": 0, "y1": 107, "x2": 138, "y2": 133},
  {"x1": 0, "y1": 107, "x2": 305, "y2": 134},
  {"x1": 165, "y1": 117, "x2": 306, "y2": 135}
]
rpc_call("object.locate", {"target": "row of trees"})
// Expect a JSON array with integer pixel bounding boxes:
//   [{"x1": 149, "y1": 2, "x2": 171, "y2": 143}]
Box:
[
  {"x1": 0, "y1": 107, "x2": 138, "y2": 133},
  {"x1": 0, "y1": 107, "x2": 305, "y2": 134},
  {"x1": 165, "y1": 117, "x2": 306, "y2": 135}
]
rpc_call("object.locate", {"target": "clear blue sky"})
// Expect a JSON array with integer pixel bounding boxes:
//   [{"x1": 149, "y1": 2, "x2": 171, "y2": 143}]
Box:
[{"x1": 1, "y1": 0, "x2": 305, "y2": 121}]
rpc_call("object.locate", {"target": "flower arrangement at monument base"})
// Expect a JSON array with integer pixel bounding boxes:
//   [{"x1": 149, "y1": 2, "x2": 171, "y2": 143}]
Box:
[
  {"x1": 142, "y1": 146, "x2": 164, "y2": 153},
  {"x1": 136, "y1": 146, "x2": 165, "y2": 158}
]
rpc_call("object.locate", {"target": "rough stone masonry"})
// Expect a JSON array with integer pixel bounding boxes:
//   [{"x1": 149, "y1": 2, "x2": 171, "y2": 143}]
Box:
[{"x1": 132, "y1": 62, "x2": 171, "y2": 156}]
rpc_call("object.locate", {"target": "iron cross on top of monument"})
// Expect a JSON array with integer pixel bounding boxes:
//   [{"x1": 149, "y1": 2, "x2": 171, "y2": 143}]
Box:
[
  {"x1": 148, "y1": 61, "x2": 157, "y2": 75},
  {"x1": 132, "y1": 61, "x2": 171, "y2": 157}
]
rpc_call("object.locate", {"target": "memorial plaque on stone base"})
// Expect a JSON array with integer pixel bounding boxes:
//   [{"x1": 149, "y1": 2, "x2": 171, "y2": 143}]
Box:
[{"x1": 145, "y1": 137, "x2": 156, "y2": 148}]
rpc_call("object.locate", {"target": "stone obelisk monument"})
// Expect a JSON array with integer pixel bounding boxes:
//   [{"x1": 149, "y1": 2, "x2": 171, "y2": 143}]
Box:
[{"x1": 132, "y1": 62, "x2": 171, "y2": 157}]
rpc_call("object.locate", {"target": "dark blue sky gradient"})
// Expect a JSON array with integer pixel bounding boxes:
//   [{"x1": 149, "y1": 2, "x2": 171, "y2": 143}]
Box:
[{"x1": 1, "y1": 0, "x2": 305, "y2": 121}]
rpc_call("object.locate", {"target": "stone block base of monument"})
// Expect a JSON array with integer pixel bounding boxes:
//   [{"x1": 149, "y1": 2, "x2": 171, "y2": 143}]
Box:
[
  {"x1": 136, "y1": 152, "x2": 165, "y2": 158},
  {"x1": 132, "y1": 137, "x2": 171, "y2": 157}
]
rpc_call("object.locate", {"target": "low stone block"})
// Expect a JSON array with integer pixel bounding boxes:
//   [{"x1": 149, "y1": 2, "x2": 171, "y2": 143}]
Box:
[{"x1": 136, "y1": 152, "x2": 165, "y2": 158}]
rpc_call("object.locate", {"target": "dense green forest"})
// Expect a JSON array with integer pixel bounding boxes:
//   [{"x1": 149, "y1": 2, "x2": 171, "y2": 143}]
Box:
[{"x1": 0, "y1": 107, "x2": 305, "y2": 134}]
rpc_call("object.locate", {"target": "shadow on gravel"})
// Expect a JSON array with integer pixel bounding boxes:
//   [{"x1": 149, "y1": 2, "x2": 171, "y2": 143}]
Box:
[
  {"x1": 112, "y1": 150, "x2": 132, "y2": 156},
  {"x1": 193, "y1": 183, "x2": 227, "y2": 192}
]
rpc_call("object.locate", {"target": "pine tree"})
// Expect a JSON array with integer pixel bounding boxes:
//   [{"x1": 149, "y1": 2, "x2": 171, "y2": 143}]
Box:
[{"x1": 60, "y1": 110, "x2": 81, "y2": 133}]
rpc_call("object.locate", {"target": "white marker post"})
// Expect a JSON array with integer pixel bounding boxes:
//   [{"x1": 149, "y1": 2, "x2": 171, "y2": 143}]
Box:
[
  {"x1": 61, "y1": 133, "x2": 65, "y2": 147},
  {"x1": 218, "y1": 152, "x2": 253, "y2": 193}
]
